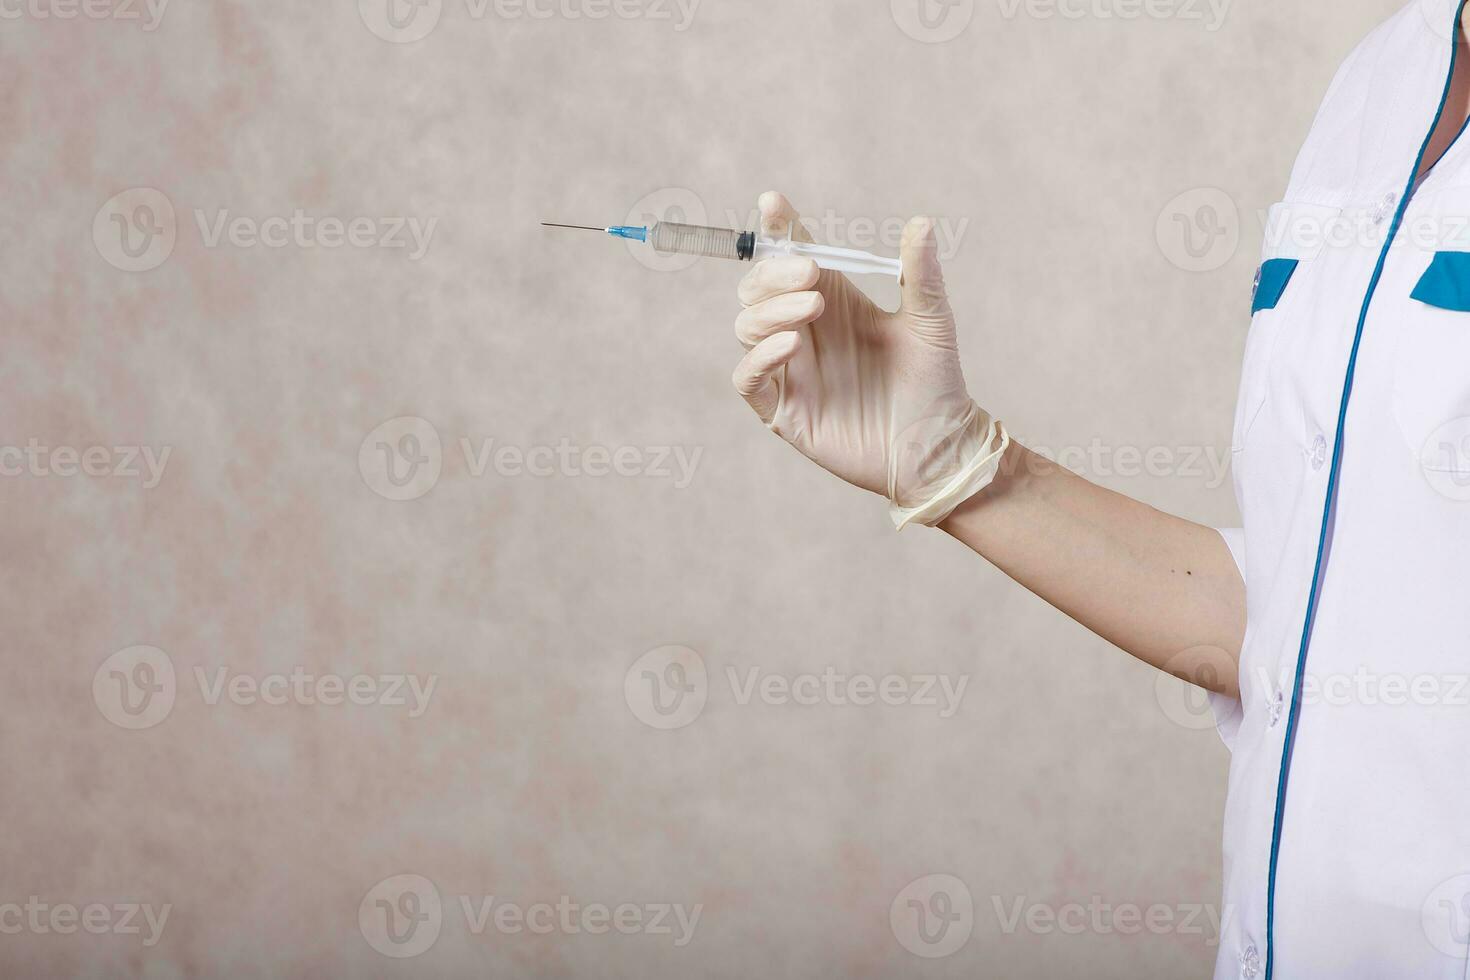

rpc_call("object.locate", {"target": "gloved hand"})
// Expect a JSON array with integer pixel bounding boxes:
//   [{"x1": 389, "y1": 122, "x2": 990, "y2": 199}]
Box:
[{"x1": 732, "y1": 192, "x2": 1008, "y2": 529}]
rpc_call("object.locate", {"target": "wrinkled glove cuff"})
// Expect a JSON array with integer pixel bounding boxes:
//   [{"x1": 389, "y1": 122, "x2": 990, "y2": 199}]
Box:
[{"x1": 889, "y1": 419, "x2": 1010, "y2": 530}]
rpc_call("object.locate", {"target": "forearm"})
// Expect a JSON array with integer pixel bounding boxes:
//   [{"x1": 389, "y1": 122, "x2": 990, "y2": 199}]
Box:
[{"x1": 940, "y1": 441, "x2": 1245, "y2": 698}]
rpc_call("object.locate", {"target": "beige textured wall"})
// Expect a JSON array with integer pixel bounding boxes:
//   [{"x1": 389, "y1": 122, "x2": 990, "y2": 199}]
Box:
[{"x1": 0, "y1": 1, "x2": 1398, "y2": 977}]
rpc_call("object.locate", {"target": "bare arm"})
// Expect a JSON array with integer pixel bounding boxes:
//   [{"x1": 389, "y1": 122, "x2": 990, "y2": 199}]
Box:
[{"x1": 941, "y1": 442, "x2": 1245, "y2": 697}]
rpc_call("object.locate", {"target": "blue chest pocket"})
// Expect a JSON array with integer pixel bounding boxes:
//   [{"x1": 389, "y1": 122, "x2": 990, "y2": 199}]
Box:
[
  {"x1": 1251, "y1": 257, "x2": 1300, "y2": 314},
  {"x1": 1410, "y1": 251, "x2": 1470, "y2": 311}
]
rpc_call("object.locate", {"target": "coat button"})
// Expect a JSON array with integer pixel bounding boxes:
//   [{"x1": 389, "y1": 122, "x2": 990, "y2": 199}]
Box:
[
  {"x1": 1370, "y1": 191, "x2": 1397, "y2": 225},
  {"x1": 1310, "y1": 433, "x2": 1328, "y2": 470},
  {"x1": 1241, "y1": 941, "x2": 1261, "y2": 978},
  {"x1": 1268, "y1": 689, "x2": 1285, "y2": 728}
]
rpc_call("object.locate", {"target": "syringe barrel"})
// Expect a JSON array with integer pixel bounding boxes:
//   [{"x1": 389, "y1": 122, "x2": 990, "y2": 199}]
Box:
[{"x1": 649, "y1": 222, "x2": 756, "y2": 261}]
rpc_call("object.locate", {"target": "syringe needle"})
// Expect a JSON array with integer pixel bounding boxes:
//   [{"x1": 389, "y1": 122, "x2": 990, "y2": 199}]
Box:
[{"x1": 540, "y1": 222, "x2": 608, "y2": 232}]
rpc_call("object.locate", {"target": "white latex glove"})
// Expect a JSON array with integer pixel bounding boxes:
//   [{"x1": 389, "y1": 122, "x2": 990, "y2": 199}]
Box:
[{"x1": 732, "y1": 192, "x2": 1008, "y2": 529}]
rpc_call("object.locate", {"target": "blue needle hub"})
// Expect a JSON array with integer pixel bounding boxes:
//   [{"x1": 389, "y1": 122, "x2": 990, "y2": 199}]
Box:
[{"x1": 605, "y1": 225, "x2": 649, "y2": 242}]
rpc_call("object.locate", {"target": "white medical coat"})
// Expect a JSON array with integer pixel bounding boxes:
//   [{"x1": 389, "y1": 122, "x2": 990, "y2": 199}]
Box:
[{"x1": 1218, "y1": 0, "x2": 1470, "y2": 975}]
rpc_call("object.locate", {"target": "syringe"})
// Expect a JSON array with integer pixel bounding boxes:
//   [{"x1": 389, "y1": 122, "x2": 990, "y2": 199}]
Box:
[{"x1": 541, "y1": 220, "x2": 903, "y2": 279}]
